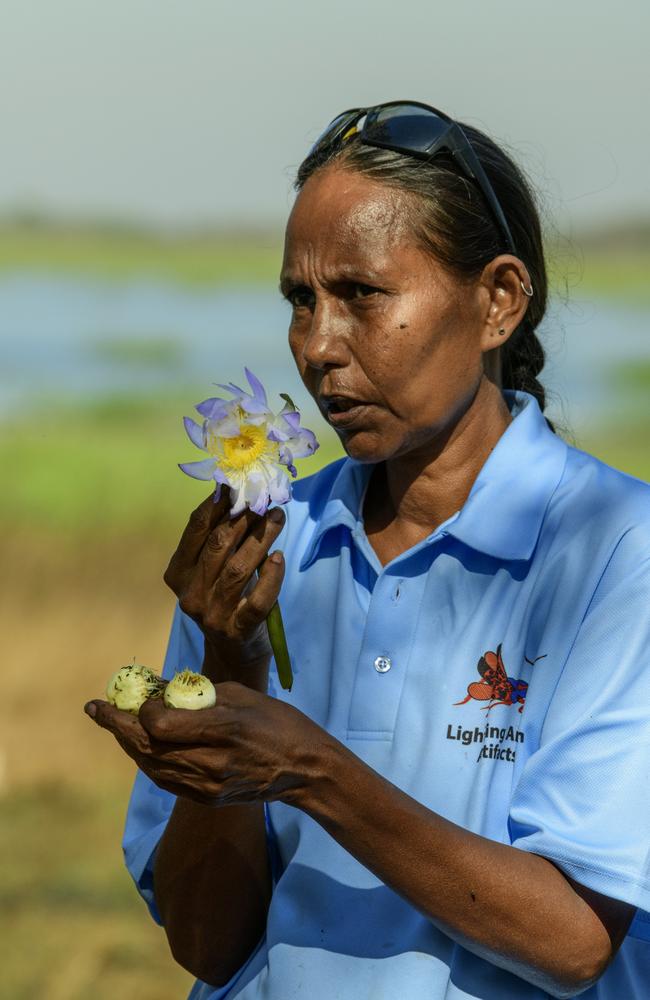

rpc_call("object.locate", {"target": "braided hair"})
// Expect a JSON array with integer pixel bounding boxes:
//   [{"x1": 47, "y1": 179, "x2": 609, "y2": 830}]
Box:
[{"x1": 295, "y1": 121, "x2": 552, "y2": 427}]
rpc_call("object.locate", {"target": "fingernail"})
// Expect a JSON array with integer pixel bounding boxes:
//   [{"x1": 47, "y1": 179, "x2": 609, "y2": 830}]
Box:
[
  {"x1": 84, "y1": 702, "x2": 97, "y2": 719},
  {"x1": 269, "y1": 507, "x2": 284, "y2": 523},
  {"x1": 269, "y1": 550, "x2": 283, "y2": 564}
]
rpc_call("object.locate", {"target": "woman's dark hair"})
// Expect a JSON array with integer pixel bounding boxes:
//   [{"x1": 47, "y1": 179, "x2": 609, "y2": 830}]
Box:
[{"x1": 295, "y1": 122, "x2": 552, "y2": 425}]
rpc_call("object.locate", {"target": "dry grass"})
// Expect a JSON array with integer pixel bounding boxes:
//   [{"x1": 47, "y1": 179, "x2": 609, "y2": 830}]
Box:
[
  {"x1": 0, "y1": 780, "x2": 194, "y2": 1000},
  {"x1": 0, "y1": 529, "x2": 196, "y2": 998},
  {"x1": 0, "y1": 531, "x2": 176, "y2": 790}
]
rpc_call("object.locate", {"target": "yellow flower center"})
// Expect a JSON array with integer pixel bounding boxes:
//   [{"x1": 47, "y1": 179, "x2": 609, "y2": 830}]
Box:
[
  {"x1": 206, "y1": 419, "x2": 280, "y2": 476},
  {"x1": 222, "y1": 423, "x2": 269, "y2": 468}
]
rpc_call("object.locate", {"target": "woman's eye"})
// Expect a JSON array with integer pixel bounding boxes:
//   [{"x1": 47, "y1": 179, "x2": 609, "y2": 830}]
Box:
[
  {"x1": 287, "y1": 287, "x2": 314, "y2": 309},
  {"x1": 352, "y1": 283, "x2": 379, "y2": 299}
]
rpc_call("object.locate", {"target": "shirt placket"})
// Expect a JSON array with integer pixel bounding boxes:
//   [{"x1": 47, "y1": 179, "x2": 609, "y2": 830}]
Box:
[{"x1": 346, "y1": 529, "x2": 445, "y2": 740}]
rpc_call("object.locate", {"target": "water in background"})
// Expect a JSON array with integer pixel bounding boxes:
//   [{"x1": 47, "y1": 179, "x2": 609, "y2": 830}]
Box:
[{"x1": 1, "y1": 274, "x2": 648, "y2": 434}]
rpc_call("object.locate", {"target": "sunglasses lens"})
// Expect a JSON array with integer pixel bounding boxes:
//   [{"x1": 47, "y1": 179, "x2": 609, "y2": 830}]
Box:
[
  {"x1": 365, "y1": 104, "x2": 452, "y2": 155},
  {"x1": 307, "y1": 111, "x2": 361, "y2": 158}
]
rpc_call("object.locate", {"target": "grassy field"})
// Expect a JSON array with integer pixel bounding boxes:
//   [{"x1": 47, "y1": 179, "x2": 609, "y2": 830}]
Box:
[
  {"x1": 0, "y1": 223, "x2": 283, "y2": 287},
  {"x1": 0, "y1": 221, "x2": 648, "y2": 303}
]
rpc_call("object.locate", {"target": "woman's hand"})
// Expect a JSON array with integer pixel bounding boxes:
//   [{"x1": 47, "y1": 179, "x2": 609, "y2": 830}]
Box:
[
  {"x1": 163, "y1": 490, "x2": 286, "y2": 677},
  {"x1": 86, "y1": 682, "x2": 323, "y2": 807}
]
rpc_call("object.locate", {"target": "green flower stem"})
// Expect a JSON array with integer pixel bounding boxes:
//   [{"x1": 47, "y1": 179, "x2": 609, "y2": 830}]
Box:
[{"x1": 266, "y1": 602, "x2": 293, "y2": 691}]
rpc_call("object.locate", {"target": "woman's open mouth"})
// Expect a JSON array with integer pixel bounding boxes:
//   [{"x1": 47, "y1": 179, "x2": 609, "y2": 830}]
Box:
[{"x1": 322, "y1": 396, "x2": 371, "y2": 428}]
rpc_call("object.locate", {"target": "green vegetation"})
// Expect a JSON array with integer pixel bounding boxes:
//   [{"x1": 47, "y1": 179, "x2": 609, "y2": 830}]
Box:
[
  {"x1": 582, "y1": 422, "x2": 650, "y2": 484},
  {"x1": 567, "y1": 250, "x2": 650, "y2": 306},
  {"x1": 0, "y1": 220, "x2": 648, "y2": 303},
  {"x1": 612, "y1": 358, "x2": 650, "y2": 391},
  {"x1": 0, "y1": 222, "x2": 283, "y2": 287},
  {"x1": 88, "y1": 336, "x2": 184, "y2": 368}
]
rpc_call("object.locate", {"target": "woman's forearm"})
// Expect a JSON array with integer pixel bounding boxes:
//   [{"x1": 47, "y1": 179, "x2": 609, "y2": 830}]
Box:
[
  {"x1": 294, "y1": 740, "x2": 615, "y2": 998},
  {"x1": 153, "y1": 797, "x2": 271, "y2": 987},
  {"x1": 153, "y1": 646, "x2": 273, "y2": 987}
]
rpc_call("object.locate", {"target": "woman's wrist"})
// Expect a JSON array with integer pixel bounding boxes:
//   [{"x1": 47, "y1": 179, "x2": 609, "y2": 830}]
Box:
[
  {"x1": 202, "y1": 638, "x2": 270, "y2": 692},
  {"x1": 283, "y1": 730, "x2": 351, "y2": 811}
]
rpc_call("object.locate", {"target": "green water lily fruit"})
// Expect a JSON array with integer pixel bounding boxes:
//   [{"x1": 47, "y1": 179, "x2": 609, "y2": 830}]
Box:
[
  {"x1": 163, "y1": 669, "x2": 217, "y2": 710},
  {"x1": 106, "y1": 663, "x2": 166, "y2": 714}
]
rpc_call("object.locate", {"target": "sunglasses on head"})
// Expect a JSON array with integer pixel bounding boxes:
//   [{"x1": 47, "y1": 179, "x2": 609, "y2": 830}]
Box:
[{"x1": 307, "y1": 100, "x2": 518, "y2": 259}]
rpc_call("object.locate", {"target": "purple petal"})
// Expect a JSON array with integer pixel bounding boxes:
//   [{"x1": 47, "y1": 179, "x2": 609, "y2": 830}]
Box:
[
  {"x1": 217, "y1": 382, "x2": 245, "y2": 398},
  {"x1": 183, "y1": 416, "x2": 205, "y2": 450},
  {"x1": 249, "y1": 493, "x2": 270, "y2": 516},
  {"x1": 196, "y1": 397, "x2": 230, "y2": 420},
  {"x1": 239, "y1": 397, "x2": 271, "y2": 416},
  {"x1": 278, "y1": 445, "x2": 298, "y2": 477},
  {"x1": 282, "y1": 411, "x2": 302, "y2": 432},
  {"x1": 267, "y1": 421, "x2": 290, "y2": 442},
  {"x1": 212, "y1": 466, "x2": 230, "y2": 485},
  {"x1": 244, "y1": 368, "x2": 268, "y2": 406},
  {"x1": 178, "y1": 458, "x2": 217, "y2": 481},
  {"x1": 287, "y1": 427, "x2": 319, "y2": 458}
]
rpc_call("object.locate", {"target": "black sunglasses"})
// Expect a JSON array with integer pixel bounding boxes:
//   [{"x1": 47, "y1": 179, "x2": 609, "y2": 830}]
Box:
[{"x1": 306, "y1": 100, "x2": 518, "y2": 257}]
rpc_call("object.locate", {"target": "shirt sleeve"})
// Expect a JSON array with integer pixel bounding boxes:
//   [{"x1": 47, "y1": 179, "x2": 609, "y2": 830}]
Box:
[
  {"x1": 122, "y1": 602, "x2": 205, "y2": 923},
  {"x1": 509, "y1": 529, "x2": 650, "y2": 912}
]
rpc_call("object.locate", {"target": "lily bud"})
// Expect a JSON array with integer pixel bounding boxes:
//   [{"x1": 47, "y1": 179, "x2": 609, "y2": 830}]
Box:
[
  {"x1": 163, "y1": 669, "x2": 217, "y2": 710},
  {"x1": 106, "y1": 664, "x2": 166, "y2": 714}
]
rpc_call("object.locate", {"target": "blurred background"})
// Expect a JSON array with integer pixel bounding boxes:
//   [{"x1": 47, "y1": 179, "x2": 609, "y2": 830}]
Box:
[{"x1": 0, "y1": 1, "x2": 647, "y2": 997}]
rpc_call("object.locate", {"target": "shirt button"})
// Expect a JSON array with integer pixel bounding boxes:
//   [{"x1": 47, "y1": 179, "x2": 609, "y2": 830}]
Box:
[{"x1": 374, "y1": 655, "x2": 392, "y2": 673}]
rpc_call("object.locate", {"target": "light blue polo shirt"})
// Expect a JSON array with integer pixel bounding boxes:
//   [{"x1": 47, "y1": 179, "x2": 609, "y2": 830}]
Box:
[{"x1": 124, "y1": 391, "x2": 650, "y2": 999}]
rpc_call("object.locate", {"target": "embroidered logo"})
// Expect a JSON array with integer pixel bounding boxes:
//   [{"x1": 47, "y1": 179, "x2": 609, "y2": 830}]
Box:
[{"x1": 453, "y1": 643, "x2": 545, "y2": 714}]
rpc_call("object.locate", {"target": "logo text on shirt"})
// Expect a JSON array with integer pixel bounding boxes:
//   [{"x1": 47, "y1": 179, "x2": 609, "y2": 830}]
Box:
[{"x1": 445, "y1": 722, "x2": 525, "y2": 763}]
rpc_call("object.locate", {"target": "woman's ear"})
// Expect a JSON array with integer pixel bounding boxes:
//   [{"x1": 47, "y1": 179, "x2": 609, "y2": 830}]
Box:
[{"x1": 479, "y1": 255, "x2": 533, "y2": 354}]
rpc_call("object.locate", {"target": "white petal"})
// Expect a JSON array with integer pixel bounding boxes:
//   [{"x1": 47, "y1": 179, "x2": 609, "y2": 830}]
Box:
[
  {"x1": 287, "y1": 427, "x2": 319, "y2": 458},
  {"x1": 268, "y1": 469, "x2": 292, "y2": 505},
  {"x1": 209, "y1": 410, "x2": 241, "y2": 439}
]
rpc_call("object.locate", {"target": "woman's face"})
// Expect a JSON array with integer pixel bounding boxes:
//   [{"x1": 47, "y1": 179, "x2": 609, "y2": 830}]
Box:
[{"x1": 281, "y1": 166, "x2": 497, "y2": 464}]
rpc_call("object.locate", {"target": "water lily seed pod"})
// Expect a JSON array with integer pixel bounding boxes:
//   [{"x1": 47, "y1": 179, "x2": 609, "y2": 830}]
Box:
[
  {"x1": 106, "y1": 664, "x2": 166, "y2": 714},
  {"x1": 163, "y1": 669, "x2": 217, "y2": 710}
]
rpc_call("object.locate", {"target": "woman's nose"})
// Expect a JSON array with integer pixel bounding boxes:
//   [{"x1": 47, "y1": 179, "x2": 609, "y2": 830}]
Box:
[{"x1": 300, "y1": 301, "x2": 351, "y2": 371}]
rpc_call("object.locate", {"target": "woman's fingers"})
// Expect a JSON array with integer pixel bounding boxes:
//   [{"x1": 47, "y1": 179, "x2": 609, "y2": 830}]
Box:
[
  {"x1": 84, "y1": 700, "x2": 156, "y2": 756},
  {"x1": 214, "y1": 507, "x2": 285, "y2": 601},
  {"x1": 198, "y1": 508, "x2": 260, "y2": 590},
  {"x1": 179, "y1": 509, "x2": 258, "y2": 619},
  {"x1": 234, "y1": 550, "x2": 285, "y2": 632},
  {"x1": 138, "y1": 697, "x2": 229, "y2": 746},
  {"x1": 164, "y1": 489, "x2": 230, "y2": 590}
]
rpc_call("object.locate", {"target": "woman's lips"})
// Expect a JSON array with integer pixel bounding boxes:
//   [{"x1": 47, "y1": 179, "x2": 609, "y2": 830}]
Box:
[{"x1": 322, "y1": 396, "x2": 372, "y2": 428}]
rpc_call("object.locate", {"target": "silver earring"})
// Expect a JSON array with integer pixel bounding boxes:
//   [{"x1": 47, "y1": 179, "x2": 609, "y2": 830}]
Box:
[
  {"x1": 498, "y1": 327, "x2": 506, "y2": 336},
  {"x1": 520, "y1": 280, "x2": 534, "y2": 298}
]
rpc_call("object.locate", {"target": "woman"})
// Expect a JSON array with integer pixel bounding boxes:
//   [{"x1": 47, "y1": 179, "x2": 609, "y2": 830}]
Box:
[{"x1": 85, "y1": 102, "x2": 650, "y2": 999}]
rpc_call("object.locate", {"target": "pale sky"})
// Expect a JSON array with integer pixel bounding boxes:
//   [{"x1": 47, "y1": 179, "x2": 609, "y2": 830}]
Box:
[{"x1": 1, "y1": 0, "x2": 647, "y2": 232}]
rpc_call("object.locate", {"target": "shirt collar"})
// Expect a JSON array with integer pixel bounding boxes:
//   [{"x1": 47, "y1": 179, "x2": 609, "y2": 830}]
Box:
[{"x1": 299, "y1": 391, "x2": 567, "y2": 569}]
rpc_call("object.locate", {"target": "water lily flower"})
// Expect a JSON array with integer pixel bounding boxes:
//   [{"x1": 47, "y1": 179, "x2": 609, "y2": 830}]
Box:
[
  {"x1": 179, "y1": 368, "x2": 318, "y2": 517},
  {"x1": 178, "y1": 369, "x2": 320, "y2": 691}
]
